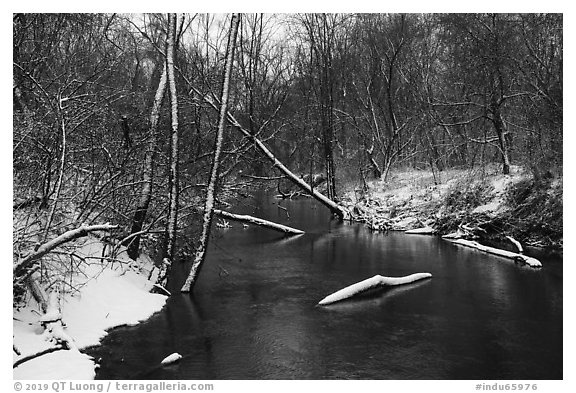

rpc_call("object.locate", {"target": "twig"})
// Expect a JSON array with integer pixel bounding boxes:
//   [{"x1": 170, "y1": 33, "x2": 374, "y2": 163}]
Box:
[{"x1": 13, "y1": 346, "x2": 65, "y2": 368}]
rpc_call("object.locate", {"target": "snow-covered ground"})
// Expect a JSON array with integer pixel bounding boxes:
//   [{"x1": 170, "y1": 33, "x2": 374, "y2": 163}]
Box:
[
  {"x1": 13, "y1": 238, "x2": 167, "y2": 379},
  {"x1": 343, "y1": 164, "x2": 529, "y2": 231}
]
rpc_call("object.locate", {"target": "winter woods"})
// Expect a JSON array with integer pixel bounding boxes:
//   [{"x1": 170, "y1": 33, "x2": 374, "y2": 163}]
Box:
[{"x1": 13, "y1": 13, "x2": 562, "y2": 295}]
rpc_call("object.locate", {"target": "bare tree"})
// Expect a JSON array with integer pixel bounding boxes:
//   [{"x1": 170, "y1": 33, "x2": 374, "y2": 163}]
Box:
[
  {"x1": 126, "y1": 65, "x2": 167, "y2": 260},
  {"x1": 165, "y1": 13, "x2": 180, "y2": 261},
  {"x1": 181, "y1": 13, "x2": 241, "y2": 292}
]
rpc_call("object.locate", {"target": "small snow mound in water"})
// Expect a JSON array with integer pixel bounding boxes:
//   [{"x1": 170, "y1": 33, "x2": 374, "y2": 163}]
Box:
[{"x1": 161, "y1": 352, "x2": 182, "y2": 365}]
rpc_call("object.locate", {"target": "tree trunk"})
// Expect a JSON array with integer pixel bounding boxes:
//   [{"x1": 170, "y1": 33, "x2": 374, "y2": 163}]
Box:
[
  {"x1": 184, "y1": 86, "x2": 350, "y2": 220},
  {"x1": 366, "y1": 145, "x2": 382, "y2": 179},
  {"x1": 321, "y1": 102, "x2": 337, "y2": 200},
  {"x1": 126, "y1": 65, "x2": 167, "y2": 260},
  {"x1": 181, "y1": 13, "x2": 241, "y2": 293},
  {"x1": 491, "y1": 102, "x2": 511, "y2": 175},
  {"x1": 25, "y1": 273, "x2": 78, "y2": 352},
  {"x1": 448, "y1": 239, "x2": 541, "y2": 267},
  {"x1": 165, "y1": 13, "x2": 180, "y2": 261}
]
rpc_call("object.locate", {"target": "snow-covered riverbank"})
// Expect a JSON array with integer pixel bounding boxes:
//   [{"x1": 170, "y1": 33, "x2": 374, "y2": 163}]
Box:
[
  {"x1": 341, "y1": 165, "x2": 562, "y2": 250},
  {"x1": 13, "y1": 238, "x2": 167, "y2": 379}
]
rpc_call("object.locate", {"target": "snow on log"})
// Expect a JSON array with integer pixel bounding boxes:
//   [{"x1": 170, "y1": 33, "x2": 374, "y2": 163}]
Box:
[
  {"x1": 318, "y1": 273, "x2": 432, "y2": 305},
  {"x1": 161, "y1": 352, "x2": 182, "y2": 365},
  {"x1": 27, "y1": 274, "x2": 78, "y2": 351},
  {"x1": 506, "y1": 236, "x2": 524, "y2": 253},
  {"x1": 43, "y1": 291, "x2": 78, "y2": 351},
  {"x1": 151, "y1": 258, "x2": 172, "y2": 295},
  {"x1": 442, "y1": 230, "x2": 466, "y2": 239},
  {"x1": 213, "y1": 209, "x2": 304, "y2": 235},
  {"x1": 449, "y1": 239, "x2": 541, "y2": 267},
  {"x1": 14, "y1": 224, "x2": 119, "y2": 275},
  {"x1": 405, "y1": 226, "x2": 436, "y2": 235}
]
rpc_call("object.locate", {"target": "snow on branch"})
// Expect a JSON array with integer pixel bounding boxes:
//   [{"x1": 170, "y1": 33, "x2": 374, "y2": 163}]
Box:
[
  {"x1": 213, "y1": 209, "x2": 304, "y2": 235},
  {"x1": 14, "y1": 224, "x2": 119, "y2": 275},
  {"x1": 448, "y1": 239, "x2": 541, "y2": 267},
  {"x1": 318, "y1": 273, "x2": 432, "y2": 305}
]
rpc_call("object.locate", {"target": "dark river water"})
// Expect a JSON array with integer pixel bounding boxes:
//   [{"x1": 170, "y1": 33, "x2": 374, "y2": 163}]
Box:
[{"x1": 88, "y1": 192, "x2": 563, "y2": 379}]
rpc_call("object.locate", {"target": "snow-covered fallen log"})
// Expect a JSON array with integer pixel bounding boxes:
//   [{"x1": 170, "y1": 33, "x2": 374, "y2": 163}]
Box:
[
  {"x1": 318, "y1": 273, "x2": 432, "y2": 305},
  {"x1": 213, "y1": 209, "x2": 304, "y2": 235},
  {"x1": 448, "y1": 239, "x2": 542, "y2": 267},
  {"x1": 161, "y1": 352, "x2": 182, "y2": 365},
  {"x1": 442, "y1": 230, "x2": 466, "y2": 239},
  {"x1": 405, "y1": 226, "x2": 436, "y2": 235}
]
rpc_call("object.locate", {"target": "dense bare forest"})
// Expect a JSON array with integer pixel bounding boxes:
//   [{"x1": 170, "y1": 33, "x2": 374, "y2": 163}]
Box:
[{"x1": 13, "y1": 11, "x2": 563, "y2": 287}]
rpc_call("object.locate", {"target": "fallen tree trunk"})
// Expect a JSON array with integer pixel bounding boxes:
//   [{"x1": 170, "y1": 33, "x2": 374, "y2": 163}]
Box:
[
  {"x1": 37, "y1": 285, "x2": 77, "y2": 351},
  {"x1": 161, "y1": 352, "x2": 182, "y2": 365},
  {"x1": 318, "y1": 273, "x2": 432, "y2": 305},
  {"x1": 405, "y1": 226, "x2": 436, "y2": 235},
  {"x1": 214, "y1": 209, "x2": 304, "y2": 235},
  {"x1": 448, "y1": 239, "x2": 541, "y2": 267},
  {"x1": 17, "y1": 272, "x2": 79, "y2": 369},
  {"x1": 14, "y1": 224, "x2": 119, "y2": 276},
  {"x1": 151, "y1": 258, "x2": 172, "y2": 296}
]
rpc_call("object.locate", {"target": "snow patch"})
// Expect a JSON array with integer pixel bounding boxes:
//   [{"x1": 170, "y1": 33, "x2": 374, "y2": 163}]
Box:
[
  {"x1": 13, "y1": 239, "x2": 167, "y2": 379},
  {"x1": 161, "y1": 352, "x2": 182, "y2": 365}
]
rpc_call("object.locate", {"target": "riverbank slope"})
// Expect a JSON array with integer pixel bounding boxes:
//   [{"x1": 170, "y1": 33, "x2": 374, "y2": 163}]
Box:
[{"x1": 340, "y1": 164, "x2": 562, "y2": 250}]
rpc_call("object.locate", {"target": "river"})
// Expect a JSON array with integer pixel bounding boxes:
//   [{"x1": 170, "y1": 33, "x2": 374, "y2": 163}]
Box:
[{"x1": 88, "y1": 191, "x2": 563, "y2": 379}]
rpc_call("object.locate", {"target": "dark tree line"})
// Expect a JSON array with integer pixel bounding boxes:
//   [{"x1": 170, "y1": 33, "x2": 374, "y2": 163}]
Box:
[{"x1": 13, "y1": 13, "x2": 562, "y2": 290}]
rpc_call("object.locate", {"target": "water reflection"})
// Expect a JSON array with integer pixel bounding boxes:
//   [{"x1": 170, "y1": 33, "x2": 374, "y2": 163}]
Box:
[{"x1": 89, "y1": 194, "x2": 562, "y2": 380}]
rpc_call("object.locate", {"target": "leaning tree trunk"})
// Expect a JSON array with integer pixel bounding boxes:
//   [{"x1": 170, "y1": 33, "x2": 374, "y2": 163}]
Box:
[
  {"x1": 182, "y1": 81, "x2": 350, "y2": 220},
  {"x1": 165, "y1": 13, "x2": 180, "y2": 261},
  {"x1": 125, "y1": 65, "x2": 167, "y2": 260},
  {"x1": 181, "y1": 13, "x2": 241, "y2": 292},
  {"x1": 183, "y1": 83, "x2": 350, "y2": 219}
]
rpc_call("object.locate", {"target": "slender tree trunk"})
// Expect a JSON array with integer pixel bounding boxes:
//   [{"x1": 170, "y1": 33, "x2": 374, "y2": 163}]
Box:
[
  {"x1": 43, "y1": 97, "x2": 66, "y2": 243},
  {"x1": 181, "y1": 13, "x2": 241, "y2": 292},
  {"x1": 492, "y1": 105, "x2": 511, "y2": 175},
  {"x1": 126, "y1": 65, "x2": 167, "y2": 260},
  {"x1": 366, "y1": 144, "x2": 382, "y2": 179},
  {"x1": 321, "y1": 104, "x2": 337, "y2": 200},
  {"x1": 165, "y1": 13, "x2": 180, "y2": 261}
]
